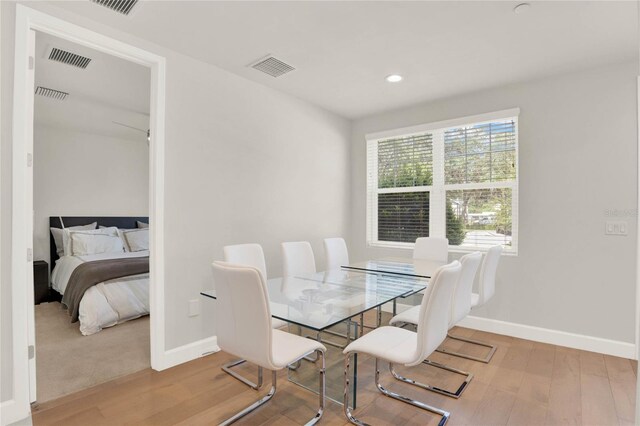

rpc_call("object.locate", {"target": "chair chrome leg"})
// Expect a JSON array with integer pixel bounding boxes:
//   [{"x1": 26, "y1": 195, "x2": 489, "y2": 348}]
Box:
[
  {"x1": 342, "y1": 354, "x2": 450, "y2": 426},
  {"x1": 436, "y1": 333, "x2": 497, "y2": 363},
  {"x1": 306, "y1": 349, "x2": 326, "y2": 426},
  {"x1": 288, "y1": 359, "x2": 301, "y2": 371},
  {"x1": 222, "y1": 359, "x2": 263, "y2": 390},
  {"x1": 377, "y1": 359, "x2": 450, "y2": 426},
  {"x1": 222, "y1": 350, "x2": 325, "y2": 426},
  {"x1": 344, "y1": 353, "x2": 369, "y2": 426},
  {"x1": 219, "y1": 370, "x2": 277, "y2": 426},
  {"x1": 389, "y1": 360, "x2": 473, "y2": 399}
]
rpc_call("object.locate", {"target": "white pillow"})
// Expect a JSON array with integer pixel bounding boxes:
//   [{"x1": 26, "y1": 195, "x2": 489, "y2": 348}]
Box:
[
  {"x1": 63, "y1": 227, "x2": 119, "y2": 256},
  {"x1": 120, "y1": 229, "x2": 149, "y2": 252},
  {"x1": 116, "y1": 229, "x2": 133, "y2": 252},
  {"x1": 50, "y1": 222, "x2": 97, "y2": 257},
  {"x1": 137, "y1": 221, "x2": 149, "y2": 229},
  {"x1": 71, "y1": 233, "x2": 125, "y2": 256}
]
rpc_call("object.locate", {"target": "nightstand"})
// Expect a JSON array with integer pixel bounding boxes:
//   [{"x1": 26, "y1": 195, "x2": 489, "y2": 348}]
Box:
[{"x1": 33, "y1": 260, "x2": 49, "y2": 305}]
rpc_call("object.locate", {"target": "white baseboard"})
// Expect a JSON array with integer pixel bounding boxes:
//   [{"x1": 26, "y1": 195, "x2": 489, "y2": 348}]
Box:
[
  {"x1": 159, "y1": 336, "x2": 220, "y2": 370},
  {"x1": 457, "y1": 315, "x2": 636, "y2": 359},
  {"x1": 382, "y1": 302, "x2": 635, "y2": 359},
  {"x1": 0, "y1": 399, "x2": 30, "y2": 426}
]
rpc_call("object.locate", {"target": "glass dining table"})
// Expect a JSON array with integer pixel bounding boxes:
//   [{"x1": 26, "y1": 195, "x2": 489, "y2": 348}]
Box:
[
  {"x1": 342, "y1": 257, "x2": 445, "y2": 279},
  {"x1": 201, "y1": 268, "x2": 428, "y2": 407},
  {"x1": 342, "y1": 257, "x2": 446, "y2": 315}
]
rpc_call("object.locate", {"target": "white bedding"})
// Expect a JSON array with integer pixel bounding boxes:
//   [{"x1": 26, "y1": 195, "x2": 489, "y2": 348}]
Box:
[{"x1": 51, "y1": 251, "x2": 150, "y2": 335}]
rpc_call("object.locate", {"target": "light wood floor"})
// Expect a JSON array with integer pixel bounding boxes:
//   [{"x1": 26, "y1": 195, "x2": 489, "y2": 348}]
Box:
[{"x1": 32, "y1": 314, "x2": 637, "y2": 426}]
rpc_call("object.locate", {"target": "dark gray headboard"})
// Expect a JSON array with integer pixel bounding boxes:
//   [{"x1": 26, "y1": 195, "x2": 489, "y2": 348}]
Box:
[{"x1": 49, "y1": 216, "x2": 149, "y2": 266}]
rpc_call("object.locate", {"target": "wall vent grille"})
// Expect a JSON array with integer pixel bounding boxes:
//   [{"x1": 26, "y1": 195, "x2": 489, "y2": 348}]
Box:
[
  {"x1": 251, "y1": 56, "x2": 295, "y2": 78},
  {"x1": 48, "y1": 47, "x2": 92, "y2": 69},
  {"x1": 35, "y1": 86, "x2": 68, "y2": 101},
  {"x1": 91, "y1": 0, "x2": 139, "y2": 15}
]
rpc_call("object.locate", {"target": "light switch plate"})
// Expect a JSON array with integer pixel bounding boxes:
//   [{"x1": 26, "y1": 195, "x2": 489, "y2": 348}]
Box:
[
  {"x1": 605, "y1": 221, "x2": 628, "y2": 236},
  {"x1": 188, "y1": 299, "x2": 200, "y2": 317}
]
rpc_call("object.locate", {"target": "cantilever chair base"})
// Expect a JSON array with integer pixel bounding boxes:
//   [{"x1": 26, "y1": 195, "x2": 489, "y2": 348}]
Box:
[
  {"x1": 436, "y1": 333, "x2": 497, "y2": 363},
  {"x1": 390, "y1": 359, "x2": 472, "y2": 399},
  {"x1": 344, "y1": 355, "x2": 450, "y2": 426},
  {"x1": 220, "y1": 370, "x2": 276, "y2": 426},
  {"x1": 222, "y1": 358, "x2": 263, "y2": 390},
  {"x1": 221, "y1": 350, "x2": 325, "y2": 426}
]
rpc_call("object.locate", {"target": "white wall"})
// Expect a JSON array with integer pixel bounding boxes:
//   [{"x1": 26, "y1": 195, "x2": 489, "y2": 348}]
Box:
[
  {"x1": 350, "y1": 60, "x2": 638, "y2": 345},
  {"x1": 1, "y1": 0, "x2": 351, "y2": 409},
  {"x1": 33, "y1": 125, "x2": 150, "y2": 265}
]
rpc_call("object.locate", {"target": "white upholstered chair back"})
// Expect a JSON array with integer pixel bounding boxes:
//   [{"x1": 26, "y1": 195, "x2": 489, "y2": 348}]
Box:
[
  {"x1": 281, "y1": 241, "x2": 316, "y2": 277},
  {"x1": 411, "y1": 261, "x2": 461, "y2": 366},
  {"x1": 413, "y1": 237, "x2": 449, "y2": 262},
  {"x1": 450, "y1": 252, "x2": 482, "y2": 327},
  {"x1": 477, "y1": 245, "x2": 503, "y2": 306},
  {"x1": 211, "y1": 261, "x2": 276, "y2": 370},
  {"x1": 223, "y1": 243, "x2": 268, "y2": 281},
  {"x1": 323, "y1": 237, "x2": 349, "y2": 270}
]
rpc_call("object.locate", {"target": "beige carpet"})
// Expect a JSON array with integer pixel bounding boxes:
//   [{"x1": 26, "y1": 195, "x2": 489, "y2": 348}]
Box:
[{"x1": 35, "y1": 302, "x2": 150, "y2": 403}]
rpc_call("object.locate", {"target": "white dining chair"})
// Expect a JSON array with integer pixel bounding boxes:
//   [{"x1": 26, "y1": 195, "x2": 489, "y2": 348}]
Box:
[
  {"x1": 343, "y1": 261, "x2": 461, "y2": 426},
  {"x1": 389, "y1": 252, "x2": 482, "y2": 398},
  {"x1": 324, "y1": 237, "x2": 349, "y2": 270},
  {"x1": 224, "y1": 243, "x2": 268, "y2": 281},
  {"x1": 282, "y1": 241, "x2": 316, "y2": 277},
  {"x1": 212, "y1": 261, "x2": 326, "y2": 426},
  {"x1": 439, "y1": 245, "x2": 503, "y2": 363},
  {"x1": 222, "y1": 243, "x2": 288, "y2": 390},
  {"x1": 413, "y1": 237, "x2": 449, "y2": 262}
]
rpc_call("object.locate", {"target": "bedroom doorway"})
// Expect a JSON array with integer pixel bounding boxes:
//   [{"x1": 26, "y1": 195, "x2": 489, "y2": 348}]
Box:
[
  {"x1": 31, "y1": 31, "x2": 152, "y2": 404},
  {"x1": 10, "y1": 5, "x2": 166, "y2": 419}
]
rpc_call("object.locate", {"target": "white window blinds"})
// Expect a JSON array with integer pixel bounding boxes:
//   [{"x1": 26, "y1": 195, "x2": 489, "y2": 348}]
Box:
[{"x1": 366, "y1": 110, "x2": 518, "y2": 253}]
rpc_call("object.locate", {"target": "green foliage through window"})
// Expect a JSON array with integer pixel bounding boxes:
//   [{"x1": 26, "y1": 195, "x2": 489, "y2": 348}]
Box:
[{"x1": 368, "y1": 115, "x2": 518, "y2": 251}]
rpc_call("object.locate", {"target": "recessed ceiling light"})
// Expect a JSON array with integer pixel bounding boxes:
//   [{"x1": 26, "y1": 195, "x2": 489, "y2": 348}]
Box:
[
  {"x1": 513, "y1": 3, "x2": 531, "y2": 14},
  {"x1": 386, "y1": 74, "x2": 403, "y2": 83}
]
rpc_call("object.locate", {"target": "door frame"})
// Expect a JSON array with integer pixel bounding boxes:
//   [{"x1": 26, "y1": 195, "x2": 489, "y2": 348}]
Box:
[
  {"x1": 635, "y1": 76, "x2": 640, "y2": 426},
  {"x1": 8, "y1": 4, "x2": 166, "y2": 422}
]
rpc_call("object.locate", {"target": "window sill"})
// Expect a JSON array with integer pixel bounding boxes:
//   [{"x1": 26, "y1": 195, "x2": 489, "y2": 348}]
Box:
[{"x1": 367, "y1": 241, "x2": 518, "y2": 257}]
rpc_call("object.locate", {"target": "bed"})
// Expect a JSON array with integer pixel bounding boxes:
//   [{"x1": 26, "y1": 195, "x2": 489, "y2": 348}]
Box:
[{"x1": 49, "y1": 216, "x2": 150, "y2": 335}]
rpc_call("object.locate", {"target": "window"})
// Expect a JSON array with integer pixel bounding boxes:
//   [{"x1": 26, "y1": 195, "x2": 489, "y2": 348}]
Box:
[{"x1": 366, "y1": 109, "x2": 518, "y2": 253}]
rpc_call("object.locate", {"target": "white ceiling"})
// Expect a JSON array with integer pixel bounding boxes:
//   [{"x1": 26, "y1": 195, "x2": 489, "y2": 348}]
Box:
[
  {"x1": 34, "y1": 31, "x2": 150, "y2": 141},
  {"x1": 50, "y1": 1, "x2": 638, "y2": 119}
]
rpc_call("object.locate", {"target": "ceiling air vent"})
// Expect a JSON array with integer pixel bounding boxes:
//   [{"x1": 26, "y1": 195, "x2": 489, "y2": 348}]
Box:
[
  {"x1": 91, "y1": 0, "x2": 139, "y2": 16},
  {"x1": 48, "y1": 47, "x2": 92, "y2": 69},
  {"x1": 251, "y1": 56, "x2": 295, "y2": 78},
  {"x1": 35, "y1": 86, "x2": 68, "y2": 101}
]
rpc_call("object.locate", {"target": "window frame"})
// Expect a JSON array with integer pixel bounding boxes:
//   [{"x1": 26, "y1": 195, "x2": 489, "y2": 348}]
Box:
[{"x1": 366, "y1": 108, "x2": 519, "y2": 255}]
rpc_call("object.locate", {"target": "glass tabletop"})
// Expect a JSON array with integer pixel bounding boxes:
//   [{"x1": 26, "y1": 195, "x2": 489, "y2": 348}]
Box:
[
  {"x1": 342, "y1": 257, "x2": 446, "y2": 279},
  {"x1": 201, "y1": 269, "x2": 427, "y2": 332}
]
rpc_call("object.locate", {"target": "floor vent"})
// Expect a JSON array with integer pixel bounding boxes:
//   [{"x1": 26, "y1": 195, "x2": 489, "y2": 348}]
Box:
[
  {"x1": 251, "y1": 56, "x2": 295, "y2": 78},
  {"x1": 48, "y1": 47, "x2": 92, "y2": 69},
  {"x1": 35, "y1": 86, "x2": 68, "y2": 101},
  {"x1": 91, "y1": 0, "x2": 139, "y2": 15}
]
